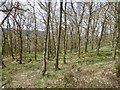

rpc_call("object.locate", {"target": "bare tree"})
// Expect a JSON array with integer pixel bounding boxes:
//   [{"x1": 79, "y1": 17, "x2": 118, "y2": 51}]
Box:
[
  {"x1": 71, "y1": 2, "x2": 85, "y2": 58},
  {"x1": 27, "y1": 0, "x2": 37, "y2": 61},
  {"x1": 63, "y1": 2, "x2": 67, "y2": 64},
  {"x1": 42, "y1": 2, "x2": 51, "y2": 76},
  {"x1": 85, "y1": 2, "x2": 93, "y2": 52},
  {"x1": 55, "y1": 2, "x2": 63, "y2": 70},
  {"x1": 7, "y1": 18, "x2": 15, "y2": 60},
  {"x1": 97, "y1": 6, "x2": 109, "y2": 55},
  {"x1": 50, "y1": 5, "x2": 56, "y2": 58}
]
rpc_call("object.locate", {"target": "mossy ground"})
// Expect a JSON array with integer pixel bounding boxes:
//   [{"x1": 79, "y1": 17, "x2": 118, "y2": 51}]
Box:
[{"x1": 1, "y1": 45, "x2": 119, "y2": 88}]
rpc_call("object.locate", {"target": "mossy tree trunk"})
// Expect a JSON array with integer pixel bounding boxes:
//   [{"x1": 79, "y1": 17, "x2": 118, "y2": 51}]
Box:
[
  {"x1": 97, "y1": 16, "x2": 107, "y2": 55},
  {"x1": 117, "y1": 2, "x2": 120, "y2": 77},
  {"x1": 96, "y1": 5, "x2": 109, "y2": 55}
]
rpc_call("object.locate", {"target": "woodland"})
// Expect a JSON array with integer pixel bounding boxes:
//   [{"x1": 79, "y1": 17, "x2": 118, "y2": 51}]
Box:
[{"x1": 0, "y1": 0, "x2": 120, "y2": 88}]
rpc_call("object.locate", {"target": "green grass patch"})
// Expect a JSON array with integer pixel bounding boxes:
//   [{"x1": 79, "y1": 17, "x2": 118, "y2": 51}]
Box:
[{"x1": 1, "y1": 45, "x2": 117, "y2": 88}]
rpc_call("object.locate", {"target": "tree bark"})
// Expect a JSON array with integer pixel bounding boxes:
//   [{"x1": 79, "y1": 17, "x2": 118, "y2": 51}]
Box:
[
  {"x1": 0, "y1": 27, "x2": 6, "y2": 68},
  {"x1": 34, "y1": 8, "x2": 37, "y2": 61},
  {"x1": 55, "y1": 2, "x2": 63, "y2": 70},
  {"x1": 113, "y1": 3, "x2": 118, "y2": 60},
  {"x1": 7, "y1": 18, "x2": 15, "y2": 60},
  {"x1": 47, "y1": 25, "x2": 51, "y2": 60},
  {"x1": 42, "y1": 2, "x2": 51, "y2": 76},
  {"x1": 85, "y1": 3, "x2": 92, "y2": 52},
  {"x1": 117, "y1": 2, "x2": 120, "y2": 77},
  {"x1": 50, "y1": 20, "x2": 56, "y2": 58},
  {"x1": 63, "y1": 2, "x2": 67, "y2": 64},
  {"x1": 70, "y1": 27, "x2": 73, "y2": 53},
  {"x1": 77, "y1": 26, "x2": 81, "y2": 58},
  {"x1": 19, "y1": 28, "x2": 23, "y2": 64},
  {"x1": 97, "y1": 16, "x2": 107, "y2": 55},
  {"x1": 12, "y1": 7, "x2": 23, "y2": 64},
  {"x1": 91, "y1": 16, "x2": 97, "y2": 50},
  {"x1": 71, "y1": 3, "x2": 85, "y2": 58}
]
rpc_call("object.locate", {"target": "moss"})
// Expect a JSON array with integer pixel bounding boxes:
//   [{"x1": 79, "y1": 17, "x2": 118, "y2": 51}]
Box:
[{"x1": 2, "y1": 45, "x2": 118, "y2": 88}]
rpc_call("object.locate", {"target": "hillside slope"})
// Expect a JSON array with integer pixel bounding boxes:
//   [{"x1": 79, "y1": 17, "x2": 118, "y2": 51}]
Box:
[{"x1": 1, "y1": 46, "x2": 119, "y2": 88}]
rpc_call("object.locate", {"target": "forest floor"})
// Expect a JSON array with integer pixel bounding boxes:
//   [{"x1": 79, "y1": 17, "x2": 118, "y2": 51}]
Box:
[{"x1": 1, "y1": 45, "x2": 120, "y2": 88}]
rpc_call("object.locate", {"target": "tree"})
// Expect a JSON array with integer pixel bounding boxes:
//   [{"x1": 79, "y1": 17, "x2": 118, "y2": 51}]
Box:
[
  {"x1": 63, "y1": 2, "x2": 67, "y2": 64},
  {"x1": 47, "y1": 20, "x2": 51, "y2": 60},
  {"x1": 70, "y1": 26, "x2": 73, "y2": 53},
  {"x1": 0, "y1": 28, "x2": 6, "y2": 68},
  {"x1": 85, "y1": 2, "x2": 93, "y2": 52},
  {"x1": 0, "y1": 1, "x2": 14, "y2": 57},
  {"x1": 97, "y1": 18, "x2": 106, "y2": 55},
  {"x1": 71, "y1": 2, "x2": 85, "y2": 58},
  {"x1": 113, "y1": 3, "x2": 118, "y2": 61},
  {"x1": 27, "y1": 0, "x2": 37, "y2": 61},
  {"x1": 42, "y1": 2, "x2": 51, "y2": 76},
  {"x1": 17, "y1": 3, "x2": 23, "y2": 64},
  {"x1": 34, "y1": 4, "x2": 37, "y2": 61},
  {"x1": 50, "y1": 5, "x2": 56, "y2": 58},
  {"x1": 117, "y1": 2, "x2": 120, "y2": 77},
  {"x1": 55, "y1": 2, "x2": 63, "y2": 70},
  {"x1": 7, "y1": 18, "x2": 15, "y2": 60},
  {"x1": 12, "y1": 2, "x2": 26, "y2": 64},
  {"x1": 26, "y1": 17, "x2": 32, "y2": 54},
  {"x1": 90, "y1": 12, "x2": 99, "y2": 50},
  {"x1": 96, "y1": 5, "x2": 109, "y2": 55}
]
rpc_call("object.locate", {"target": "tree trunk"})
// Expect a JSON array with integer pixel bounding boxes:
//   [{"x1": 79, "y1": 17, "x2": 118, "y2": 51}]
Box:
[
  {"x1": 13, "y1": 21, "x2": 17, "y2": 55},
  {"x1": 51, "y1": 20, "x2": 56, "y2": 58},
  {"x1": 73, "y1": 31, "x2": 77, "y2": 52},
  {"x1": 91, "y1": 29, "x2": 95, "y2": 50},
  {"x1": 117, "y1": 2, "x2": 120, "y2": 77},
  {"x1": 97, "y1": 16, "x2": 107, "y2": 55},
  {"x1": 7, "y1": 18, "x2": 15, "y2": 60},
  {"x1": 63, "y1": 2, "x2": 67, "y2": 64},
  {"x1": 70, "y1": 27, "x2": 73, "y2": 53},
  {"x1": 1, "y1": 26, "x2": 6, "y2": 57},
  {"x1": 47, "y1": 25, "x2": 51, "y2": 60},
  {"x1": 71, "y1": 3, "x2": 85, "y2": 58},
  {"x1": 28, "y1": 36, "x2": 31, "y2": 54},
  {"x1": 0, "y1": 52, "x2": 6, "y2": 68},
  {"x1": 1, "y1": 27, "x2": 6, "y2": 68},
  {"x1": 91, "y1": 18, "x2": 96, "y2": 50},
  {"x1": 113, "y1": 20, "x2": 118, "y2": 60},
  {"x1": 85, "y1": 3, "x2": 92, "y2": 52},
  {"x1": 42, "y1": 2, "x2": 51, "y2": 76},
  {"x1": 26, "y1": 31, "x2": 29, "y2": 53},
  {"x1": 19, "y1": 29, "x2": 23, "y2": 64},
  {"x1": 34, "y1": 9, "x2": 37, "y2": 61},
  {"x1": 55, "y1": 2, "x2": 63, "y2": 70},
  {"x1": 77, "y1": 26, "x2": 81, "y2": 58},
  {"x1": 113, "y1": 3, "x2": 118, "y2": 61}
]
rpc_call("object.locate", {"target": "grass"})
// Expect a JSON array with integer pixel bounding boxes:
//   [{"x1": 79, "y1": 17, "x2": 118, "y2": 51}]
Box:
[
  {"x1": 1, "y1": 45, "x2": 119, "y2": 88},
  {"x1": 0, "y1": 66, "x2": 2, "y2": 87}
]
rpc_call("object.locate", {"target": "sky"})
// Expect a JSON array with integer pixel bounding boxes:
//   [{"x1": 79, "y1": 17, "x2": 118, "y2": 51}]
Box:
[
  {"x1": 0, "y1": 0, "x2": 119, "y2": 31},
  {"x1": 0, "y1": 0, "x2": 119, "y2": 3}
]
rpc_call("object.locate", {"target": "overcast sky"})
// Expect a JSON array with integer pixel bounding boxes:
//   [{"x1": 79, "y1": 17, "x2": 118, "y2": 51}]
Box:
[{"x1": 0, "y1": 0, "x2": 119, "y2": 31}]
